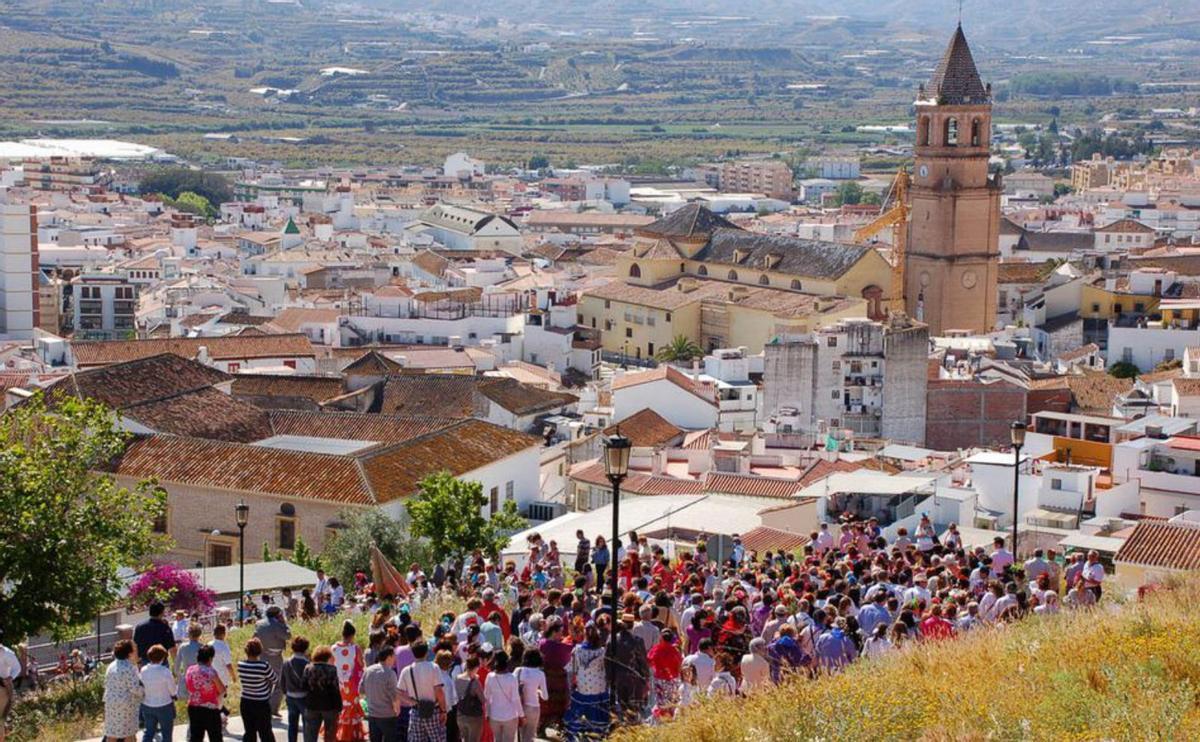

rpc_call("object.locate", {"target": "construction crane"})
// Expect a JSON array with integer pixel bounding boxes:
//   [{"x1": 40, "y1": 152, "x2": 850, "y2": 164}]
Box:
[{"x1": 852, "y1": 169, "x2": 909, "y2": 315}]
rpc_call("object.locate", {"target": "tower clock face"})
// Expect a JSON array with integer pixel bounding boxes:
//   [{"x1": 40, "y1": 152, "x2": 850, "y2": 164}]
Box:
[{"x1": 919, "y1": 165, "x2": 929, "y2": 178}]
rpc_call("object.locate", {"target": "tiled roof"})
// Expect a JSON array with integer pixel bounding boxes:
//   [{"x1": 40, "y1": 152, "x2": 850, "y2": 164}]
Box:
[
  {"x1": 380, "y1": 375, "x2": 482, "y2": 417},
  {"x1": 1138, "y1": 368, "x2": 1183, "y2": 385},
  {"x1": 268, "y1": 410, "x2": 459, "y2": 445},
  {"x1": 411, "y1": 249, "x2": 450, "y2": 277},
  {"x1": 739, "y1": 526, "x2": 810, "y2": 555},
  {"x1": 1173, "y1": 377, "x2": 1200, "y2": 396},
  {"x1": 584, "y1": 277, "x2": 729, "y2": 310},
  {"x1": 111, "y1": 435, "x2": 377, "y2": 505},
  {"x1": 1096, "y1": 218, "x2": 1154, "y2": 234},
  {"x1": 1067, "y1": 371, "x2": 1132, "y2": 414},
  {"x1": 111, "y1": 418, "x2": 539, "y2": 506},
  {"x1": 798, "y1": 459, "x2": 864, "y2": 487},
  {"x1": 696, "y1": 228, "x2": 874, "y2": 280},
  {"x1": 639, "y1": 204, "x2": 738, "y2": 239},
  {"x1": 527, "y1": 211, "x2": 655, "y2": 229},
  {"x1": 998, "y1": 260, "x2": 1058, "y2": 285},
  {"x1": 1057, "y1": 343, "x2": 1099, "y2": 362},
  {"x1": 341, "y1": 350, "x2": 405, "y2": 375},
  {"x1": 71, "y1": 334, "x2": 316, "y2": 367},
  {"x1": 612, "y1": 365, "x2": 717, "y2": 406},
  {"x1": 264, "y1": 307, "x2": 340, "y2": 334},
  {"x1": 359, "y1": 419, "x2": 540, "y2": 503},
  {"x1": 926, "y1": 25, "x2": 989, "y2": 105},
  {"x1": 704, "y1": 472, "x2": 802, "y2": 499},
  {"x1": 1114, "y1": 521, "x2": 1200, "y2": 571},
  {"x1": 477, "y1": 377, "x2": 577, "y2": 416},
  {"x1": 45, "y1": 354, "x2": 271, "y2": 443},
  {"x1": 230, "y1": 375, "x2": 346, "y2": 404},
  {"x1": 604, "y1": 408, "x2": 685, "y2": 448},
  {"x1": 568, "y1": 460, "x2": 705, "y2": 496}
]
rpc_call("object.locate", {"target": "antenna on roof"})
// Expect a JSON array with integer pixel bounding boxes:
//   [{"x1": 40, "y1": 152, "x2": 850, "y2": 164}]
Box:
[{"x1": 957, "y1": 0, "x2": 963, "y2": 25}]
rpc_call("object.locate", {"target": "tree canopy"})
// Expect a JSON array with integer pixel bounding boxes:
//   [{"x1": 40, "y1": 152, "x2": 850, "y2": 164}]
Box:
[
  {"x1": 0, "y1": 394, "x2": 166, "y2": 643},
  {"x1": 406, "y1": 471, "x2": 526, "y2": 563},
  {"x1": 138, "y1": 167, "x2": 232, "y2": 206},
  {"x1": 656, "y1": 334, "x2": 703, "y2": 363},
  {"x1": 322, "y1": 508, "x2": 431, "y2": 586}
]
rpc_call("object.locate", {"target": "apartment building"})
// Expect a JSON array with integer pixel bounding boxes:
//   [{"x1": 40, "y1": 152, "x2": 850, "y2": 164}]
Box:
[
  {"x1": 719, "y1": 160, "x2": 795, "y2": 200},
  {"x1": 70, "y1": 273, "x2": 137, "y2": 340},
  {"x1": 0, "y1": 202, "x2": 38, "y2": 339}
]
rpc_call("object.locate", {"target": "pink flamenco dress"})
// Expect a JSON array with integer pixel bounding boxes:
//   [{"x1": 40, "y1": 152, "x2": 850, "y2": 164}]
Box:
[{"x1": 332, "y1": 640, "x2": 366, "y2": 741}]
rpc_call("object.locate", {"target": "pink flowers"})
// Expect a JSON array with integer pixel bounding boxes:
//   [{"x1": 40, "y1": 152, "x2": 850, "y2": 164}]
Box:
[{"x1": 127, "y1": 563, "x2": 216, "y2": 613}]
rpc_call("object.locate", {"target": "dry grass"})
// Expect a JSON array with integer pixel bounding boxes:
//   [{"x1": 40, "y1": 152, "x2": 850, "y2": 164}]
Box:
[{"x1": 617, "y1": 581, "x2": 1200, "y2": 742}]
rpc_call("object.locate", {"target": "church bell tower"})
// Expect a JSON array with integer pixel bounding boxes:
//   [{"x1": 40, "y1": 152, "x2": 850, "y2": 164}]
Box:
[{"x1": 906, "y1": 24, "x2": 1001, "y2": 335}]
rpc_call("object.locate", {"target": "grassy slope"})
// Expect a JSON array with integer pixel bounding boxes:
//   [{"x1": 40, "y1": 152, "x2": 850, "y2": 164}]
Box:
[{"x1": 618, "y1": 581, "x2": 1200, "y2": 742}]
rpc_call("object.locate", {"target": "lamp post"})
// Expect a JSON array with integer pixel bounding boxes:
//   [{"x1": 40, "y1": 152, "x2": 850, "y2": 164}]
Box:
[
  {"x1": 202, "y1": 528, "x2": 221, "y2": 590},
  {"x1": 235, "y1": 502, "x2": 249, "y2": 622},
  {"x1": 602, "y1": 429, "x2": 631, "y2": 720},
  {"x1": 1010, "y1": 421, "x2": 1026, "y2": 559}
]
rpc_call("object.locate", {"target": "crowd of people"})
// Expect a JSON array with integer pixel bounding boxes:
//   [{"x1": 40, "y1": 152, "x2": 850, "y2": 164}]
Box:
[{"x1": 96, "y1": 518, "x2": 1108, "y2": 742}]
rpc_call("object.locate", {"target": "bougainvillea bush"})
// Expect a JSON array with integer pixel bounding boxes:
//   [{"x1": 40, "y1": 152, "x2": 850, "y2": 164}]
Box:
[{"x1": 127, "y1": 562, "x2": 216, "y2": 613}]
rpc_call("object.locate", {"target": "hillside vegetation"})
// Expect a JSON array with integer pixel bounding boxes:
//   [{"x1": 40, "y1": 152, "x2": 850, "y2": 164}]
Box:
[{"x1": 618, "y1": 581, "x2": 1200, "y2": 741}]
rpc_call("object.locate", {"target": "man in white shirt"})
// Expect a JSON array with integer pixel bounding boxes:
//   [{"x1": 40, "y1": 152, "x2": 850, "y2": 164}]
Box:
[
  {"x1": 314, "y1": 570, "x2": 330, "y2": 605},
  {"x1": 1081, "y1": 550, "x2": 1106, "y2": 601},
  {"x1": 902, "y1": 574, "x2": 931, "y2": 608},
  {"x1": 682, "y1": 638, "x2": 716, "y2": 690},
  {"x1": 397, "y1": 639, "x2": 447, "y2": 736},
  {"x1": 171, "y1": 610, "x2": 190, "y2": 644},
  {"x1": 990, "y1": 537, "x2": 1014, "y2": 578},
  {"x1": 814, "y1": 523, "x2": 835, "y2": 555},
  {"x1": 211, "y1": 623, "x2": 236, "y2": 689}
]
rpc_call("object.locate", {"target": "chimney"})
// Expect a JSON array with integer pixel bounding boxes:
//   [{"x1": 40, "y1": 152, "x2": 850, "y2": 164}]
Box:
[{"x1": 196, "y1": 345, "x2": 210, "y2": 366}]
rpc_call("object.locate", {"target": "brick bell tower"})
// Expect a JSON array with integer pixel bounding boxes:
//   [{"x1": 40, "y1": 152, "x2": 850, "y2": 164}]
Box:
[{"x1": 906, "y1": 24, "x2": 1001, "y2": 335}]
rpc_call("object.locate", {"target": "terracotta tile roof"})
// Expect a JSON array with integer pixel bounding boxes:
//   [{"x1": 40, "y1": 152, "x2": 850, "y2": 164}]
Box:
[
  {"x1": 123, "y1": 386, "x2": 273, "y2": 443},
  {"x1": 111, "y1": 435, "x2": 377, "y2": 505},
  {"x1": 703, "y1": 472, "x2": 802, "y2": 499},
  {"x1": 739, "y1": 525, "x2": 810, "y2": 554},
  {"x1": 45, "y1": 354, "x2": 271, "y2": 443},
  {"x1": 263, "y1": 307, "x2": 340, "y2": 334},
  {"x1": 1138, "y1": 368, "x2": 1183, "y2": 385},
  {"x1": 341, "y1": 350, "x2": 405, "y2": 375},
  {"x1": 1067, "y1": 371, "x2": 1132, "y2": 414},
  {"x1": 478, "y1": 377, "x2": 577, "y2": 416},
  {"x1": 681, "y1": 429, "x2": 714, "y2": 450},
  {"x1": 568, "y1": 460, "x2": 705, "y2": 496},
  {"x1": 604, "y1": 408, "x2": 685, "y2": 448},
  {"x1": 111, "y1": 418, "x2": 539, "y2": 506},
  {"x1": 1057, "y1": 343, "x2": 1099, "y2": 362},
  {"x1": 1173, "y1": 377, "x2": 1200, "y2": 396},
  {"x1": 217, "y1": 311, "x2": 273, "y2": 326},
  {"x1": 359, "y1": 419, "x2": 540, "y2": 503},
  {"x1": 611, "y1": 366, "x2": 717, "y2": 406},
  {"x1": 798, "y1": 459, "x2": 864, "y2": 487},
  {"x1": 998, "y1": 260, "x2": 1059, "y2": 285},
  {"x1": 1115, "y1": 521, "x2": 1200, "y2": 571},
  {"x1": 268, "y1": 410, "x2": 460, "y2": 445},
  {"x1": 1096, "y1": 218, "x2": 1155, "y2": 234},
  {"x1": 1027, "y1": 375, "x2": 1071, "y2": 390},
  {"x1": 230, "y1": 374, "x2": 346, "y2": 405},
  {"x1": 71, "y1": 334, "x2": 316, "y2": 367},
  {"x1": 585, "y1": 278, "x2": 729, "y2": 310}
]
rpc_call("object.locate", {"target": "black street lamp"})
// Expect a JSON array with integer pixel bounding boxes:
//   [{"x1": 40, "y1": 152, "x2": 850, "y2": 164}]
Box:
[
  {"x1": 602, "y1": 429, "x2": 631, "y2": 719},
  {"x1": 235, "y1": 501, "x2": 250, "y2": 622},
  {"x1": 1010, "y1": 421, "x2": 1026, "y2": 559}
]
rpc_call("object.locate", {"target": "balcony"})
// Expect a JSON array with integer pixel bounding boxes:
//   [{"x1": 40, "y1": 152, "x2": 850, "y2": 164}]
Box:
[
  {"x1": 113, "y1": 300, "x2": 137, "y2": 314},
  {"x1": 78, "y1": 301, "x2": 103, "y2": 315}
]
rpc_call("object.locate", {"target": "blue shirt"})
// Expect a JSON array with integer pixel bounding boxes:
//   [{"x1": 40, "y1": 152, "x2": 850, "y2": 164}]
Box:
[
  {"x1": 814, "y1": 629, "x2": 857, "y2": 671},
  {"x1": 857, "y1": 603, "x2": 891, "y2": 637}
]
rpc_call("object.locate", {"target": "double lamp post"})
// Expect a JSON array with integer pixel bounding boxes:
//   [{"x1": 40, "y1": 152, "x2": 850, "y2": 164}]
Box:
[{"x1": 601, "y1": 429, "x2": 631, "y2": 718}]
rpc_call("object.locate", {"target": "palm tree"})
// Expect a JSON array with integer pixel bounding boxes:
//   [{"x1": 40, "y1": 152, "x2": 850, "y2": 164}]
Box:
[{"x1": 656, "y1": 334, "x2": 703, "y2": 363}]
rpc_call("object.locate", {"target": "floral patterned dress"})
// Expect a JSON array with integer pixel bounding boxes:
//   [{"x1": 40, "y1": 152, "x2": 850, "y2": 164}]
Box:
[
  {"x1": 103, "y1": 658, "x2": 144, "y2": 739},
  {"x1": 333, "y1": 640, "x2": 366, "y2": 741}
]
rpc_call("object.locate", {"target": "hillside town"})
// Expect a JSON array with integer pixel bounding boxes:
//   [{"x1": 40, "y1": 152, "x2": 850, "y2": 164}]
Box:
[{"x1": 4, "y1": 21, "x2": 1200, "y2": 742}]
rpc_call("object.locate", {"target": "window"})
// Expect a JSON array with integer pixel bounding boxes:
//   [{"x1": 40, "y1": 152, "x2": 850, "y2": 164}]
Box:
[
  {"x1": 1051, "y1": 478, "x2": 1063, "y2": 490},
  {"x1": 945, "y1": 117, "x2": 959, "y2": 146},
  {"x1": 604, "y1": 319, "x2": 612, "y2": 331},
  {"x1": 591, "y1": 317, "x2": 596, "y2": 328},
  {"x1": 283, "y1": 360, "x2": 297, "y2": 369},
  {"x1": 209, "y1": 541, "x2": 233, "y2": 568},
  {"x1": 276, "y1": 516, "x2": 297, "y2": 551},
  {"x1": 228, "y1": 362, "x2": 240, "y2": 373},
  {"x1": 505, "y1": 481, "x2": 514, "y2": 501},
  {"x1": 680, "y1": 263, "x2": 686, "y2": 273},
  {"x1": 665, "y1": 312, "x2": 672, "y2": 322},
  {"x1": 647, "y1": 342, "x2": 655, "y2": 357},
  {"x1": 832, "y1": 389, "x2": 840, "y2": 399},
  {"x1": 490, "y1": 486, "x2": 499, "y2": 513},
  {"x1": 646, "y1": 314, "x2": 655, "y2": 326},
  {"x1": 728, "y1": 270, "x2": 738, "y2": 281},
  {"x1": 629, "y1": 263, "x2": 642, "y2": 279},
  {"x1": 1165, "y1": 348, "x2": 1176, "y2": 362},
  {"x1": 624, "y1": 311, "x2": 633, "y2": 322},
  {"x1": 1122, "y1": 347, "x2": 1133, "y2": 364},
  {"x1": 1134, "y1": 303, "x2": 1145, "y2": 313},
  {"x1": 152, "y1": 507, "x2": 168, "y2": 535},
  {"x1": 1114, "y1": 303, "x2": 1123, "y2": 314},
  {"x1": 832, "y1": 360, "x2": 841, "y2": 370},
  {"x1": 758, "y1": 274, "x2": 770, "y2": 286},
  {"x1": 791, "y1": 279, "x2": 802, "y2": 290},
  {"x1": 827, "y1": 336, "x2": 837, "y2": 347},
  {"x1": 625, "y1": 327, "x2": 633, "y2": 338},
  {"x1": 970, "y1": 118, "x2": 981, "y2": 147},
  {"x1": 698, "y1": 265, "x2": 708, "y2": 276},
  {"x1": 1092, "y1": 303, "x2": 1101, "y2": 313},
  {"x1": 919, "y1": 116, "x2": 930, "y2": 146},
  {"x1": 604, "y1": 300, "x2": 611, "y2": 309}
]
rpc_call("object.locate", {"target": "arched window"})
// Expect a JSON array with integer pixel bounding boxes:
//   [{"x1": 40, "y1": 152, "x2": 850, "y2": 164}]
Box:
[
  {"x1": 698, "y1": 265, "x2": 708, "y2": 276},
  {"x1": 629, "y1": 263, "x2": 641, "y2": 279},
  {"x1": 790, "y1": 279, "x2": 802, "y2": 290},
  {"x1": 728, "y1": 270, "x2": 739, "y2": 281},
  {"x1": 945, "y1": 117, "x2": 959, "y2": 146},
  {"x1": 971, "y1": 118, "x2": 982, "y2": 147},
  {"x1": 919, "y1": 116, "x2": 930, "y2": 147},
  {"x1": 758, "y1": 274, "x2": 770, "y2": 286}
]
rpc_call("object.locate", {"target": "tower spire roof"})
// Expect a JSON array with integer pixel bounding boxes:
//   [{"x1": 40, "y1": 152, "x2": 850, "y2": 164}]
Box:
[{"x1": 926, "y1": 25, "x2": 989, "y2": 105}]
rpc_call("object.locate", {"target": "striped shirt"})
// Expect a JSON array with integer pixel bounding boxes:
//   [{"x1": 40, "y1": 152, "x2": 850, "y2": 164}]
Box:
[{"x1": 237, "y1": 659, "x2": 276, "y2": 702}]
